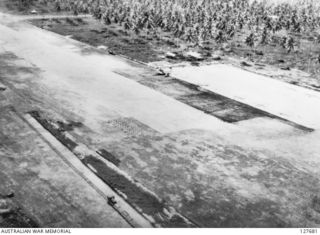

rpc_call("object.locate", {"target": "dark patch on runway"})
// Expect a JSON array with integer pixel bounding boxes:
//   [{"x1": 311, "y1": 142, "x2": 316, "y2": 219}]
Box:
[
  {"x1": 177, "y1": 92, "x2": 269, "y2": 123},
  {"x1": 29, "y1": 111, "x2": 78, "y2": 151},
  {"x1": 83, "y1": 155, "x2": 195, "y2": 227},
  {"x1": 56, "y1": 120, "x2": 83, "y2": 132},
  {"x1": 97, "y1": 149, "x2": 121, "y2": 166}
]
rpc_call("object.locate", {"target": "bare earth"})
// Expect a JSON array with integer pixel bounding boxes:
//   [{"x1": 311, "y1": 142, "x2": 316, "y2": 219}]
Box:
[{"x1": 1, "y1": 4, "x2": 320, "y2": 228}]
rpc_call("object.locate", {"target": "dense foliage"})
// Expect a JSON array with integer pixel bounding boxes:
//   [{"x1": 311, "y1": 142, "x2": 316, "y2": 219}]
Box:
[{"x1": 50, "y1": 0, "x2": 320, "y2": 51}]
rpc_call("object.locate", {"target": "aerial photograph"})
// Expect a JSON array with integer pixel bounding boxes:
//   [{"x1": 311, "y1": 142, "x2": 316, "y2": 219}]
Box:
[{"x1": 0, "y1": 0, "x2": 319, "y2": 231}]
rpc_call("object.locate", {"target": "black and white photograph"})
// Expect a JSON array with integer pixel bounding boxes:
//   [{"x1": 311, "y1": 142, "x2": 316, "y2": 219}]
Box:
[{"x1": 0, "y1": 0, "x2": 319, "y2": 233}]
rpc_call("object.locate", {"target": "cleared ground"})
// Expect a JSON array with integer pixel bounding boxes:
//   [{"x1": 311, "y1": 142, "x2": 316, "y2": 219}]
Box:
[{"x1": 1, "y1": 4, "x2": 320, "y2": 228}]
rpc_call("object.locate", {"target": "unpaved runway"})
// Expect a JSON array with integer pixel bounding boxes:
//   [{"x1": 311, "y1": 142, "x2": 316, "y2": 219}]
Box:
[{"x1": 1, "y1": 10, "x2": 320, "y2": 228}]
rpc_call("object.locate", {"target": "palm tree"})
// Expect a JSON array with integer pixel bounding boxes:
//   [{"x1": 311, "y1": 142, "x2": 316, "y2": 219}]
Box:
[{"x1": 245, "y1": 32, "x2": 255, "y2": 48}]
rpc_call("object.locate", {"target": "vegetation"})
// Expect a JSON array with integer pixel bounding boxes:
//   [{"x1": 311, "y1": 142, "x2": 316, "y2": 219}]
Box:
[{"x1": 46, "y1": 0, "x2": 320, "y2": 53}]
